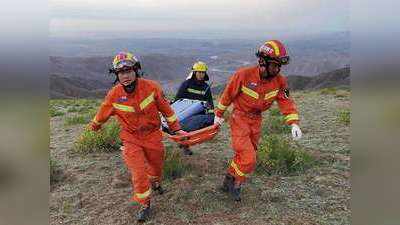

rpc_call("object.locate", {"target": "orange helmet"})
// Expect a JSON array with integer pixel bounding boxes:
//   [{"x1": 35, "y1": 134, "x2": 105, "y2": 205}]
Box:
[{"x1": 256, "y1": 40, "x2": 290, "y2": 65}]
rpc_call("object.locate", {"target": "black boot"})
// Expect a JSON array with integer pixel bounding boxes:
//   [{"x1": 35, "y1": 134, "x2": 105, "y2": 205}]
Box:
[
  {"x1": 230, "y1": 184, "x2": 242, "y2": 202},
  {"x1": 183, "y1": 148, "x2": 193, "y2": 156},
  {"x1": 180, "y1": 145, "x2": 193, "y2": 156},
  {"x1": 137, "y1": 205, "x2": 151, "y2": 222},
  {"x1": 151, "y1": 182, "x2": 164, "y2": 195},
  {"x1": 220, "y1": 174, "x2": 234, "y2": 193}
]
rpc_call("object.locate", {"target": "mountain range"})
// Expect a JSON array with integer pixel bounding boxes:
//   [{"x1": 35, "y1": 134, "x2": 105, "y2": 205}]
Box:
[{"x1": 50, "y1": 32, "x2": 350, "y2": 98}]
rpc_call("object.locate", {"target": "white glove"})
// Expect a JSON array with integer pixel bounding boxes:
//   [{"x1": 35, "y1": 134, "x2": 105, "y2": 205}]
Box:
[
  {"x1": 214, "y1": 116, "x2": 224, "y2": 125},
  {"x1": 291, "y1": 124, "x2": 302, "y2": 140}
]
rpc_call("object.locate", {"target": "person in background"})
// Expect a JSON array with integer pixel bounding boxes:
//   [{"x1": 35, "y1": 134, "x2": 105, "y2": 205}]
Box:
[{"x1": 174, "y1": 61, "x2": 215, "y2": 155}]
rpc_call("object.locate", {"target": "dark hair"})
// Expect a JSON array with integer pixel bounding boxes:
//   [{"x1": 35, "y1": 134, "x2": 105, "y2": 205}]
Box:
[{"x1": 192, "y1": 71, "x2": 209, "y2": 81}]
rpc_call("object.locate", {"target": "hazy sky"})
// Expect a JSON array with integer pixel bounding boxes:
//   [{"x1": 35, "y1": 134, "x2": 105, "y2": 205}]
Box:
[{"x1": 50, "y1": 0, "x2": 349, "y2": 39}]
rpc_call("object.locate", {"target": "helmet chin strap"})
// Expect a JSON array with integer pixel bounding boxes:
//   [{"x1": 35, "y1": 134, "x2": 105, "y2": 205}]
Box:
[
  {"x1": 259, "y1": 58, "x2": 280, "y2": 79},
  {"x1": 122, "y1": 79, "x2": 137, "y2": 93}
]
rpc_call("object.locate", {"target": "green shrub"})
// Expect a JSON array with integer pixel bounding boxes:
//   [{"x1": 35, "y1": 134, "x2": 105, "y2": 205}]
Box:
[
  {"x1": 163, "y1": 146, "x2": 191, "y2": 180},
  {"x1": 256, "y1": 134, "x2": 314, "y2": 175},
  {"x1": 338, "y1": 109, "x2": 350, "y2": 125},
  {"x1": 67, "y1": 106, "x2": 80, "y2": 113},
  {"x1": 73, "y1": 119, "x2": 121, "y2": 153},
  {"x1": 320, "y1": 87, "x2": 337, "y2": 95},
  {"x1": 49, "y1": 107, "x2": 64, "y2": 117}
]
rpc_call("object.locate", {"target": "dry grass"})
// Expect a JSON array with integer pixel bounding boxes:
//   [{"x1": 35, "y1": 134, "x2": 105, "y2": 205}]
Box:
[{"x1": 49, "y1": 90, "x2": 350, "y2": 225}]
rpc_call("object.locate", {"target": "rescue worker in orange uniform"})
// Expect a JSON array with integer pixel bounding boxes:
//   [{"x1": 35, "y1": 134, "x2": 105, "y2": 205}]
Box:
[
  {"x1": 214, "y1": 40, "x2": 303, "y2": 201},
  {"x1": 88, "y1": 52, "x2": 186, "y2": 222}
]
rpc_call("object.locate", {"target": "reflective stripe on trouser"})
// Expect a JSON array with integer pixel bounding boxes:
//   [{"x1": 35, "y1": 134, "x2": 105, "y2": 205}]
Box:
[
  {"x1": 227, "y1": 111, "x2": 261, "y2": 184},
  {"x1": 122, "y1": 141, "x2": 164, "y2": 206}
]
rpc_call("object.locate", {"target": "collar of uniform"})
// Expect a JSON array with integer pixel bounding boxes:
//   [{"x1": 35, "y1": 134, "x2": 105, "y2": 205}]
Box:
[{"x1": 188, "y1": 78, "x2": 206, "y2": 87}]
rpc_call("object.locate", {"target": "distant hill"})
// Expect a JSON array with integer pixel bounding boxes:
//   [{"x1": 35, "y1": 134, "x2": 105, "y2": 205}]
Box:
[
  {"x1": 49, "y1": 33, "x2": 350, "y2": 98},
  {"x1": 51, "y1": 67, "x2": 350, "y2": 99},
  {"x1": 50, "y1": 74, "x2": 109, "y2": 99},
  {"x1": 50, "y1": 54, "x2": 198, "y2": 90},
  {"x1": 287, "y1": 67, "x2": 350, "y2": 91},
  {"x1": 50, "y1": 32, "x2": 349, "y2": 77}
]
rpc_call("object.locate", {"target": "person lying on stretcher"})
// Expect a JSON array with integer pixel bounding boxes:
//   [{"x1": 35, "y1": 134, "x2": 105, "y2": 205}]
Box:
[{"x1": 173, "y1": 61, "x2": 215, "y2": 155}]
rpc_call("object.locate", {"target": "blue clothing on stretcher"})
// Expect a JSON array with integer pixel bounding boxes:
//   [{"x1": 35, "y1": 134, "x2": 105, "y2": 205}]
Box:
[{"x1": 180, "y1": 114, "x2": 214, "y2": 132}]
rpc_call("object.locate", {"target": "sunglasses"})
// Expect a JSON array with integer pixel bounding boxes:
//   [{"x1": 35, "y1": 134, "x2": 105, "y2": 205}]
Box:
[{"x1": 263, "y1": 56, "x2": 290, "y2": 66}]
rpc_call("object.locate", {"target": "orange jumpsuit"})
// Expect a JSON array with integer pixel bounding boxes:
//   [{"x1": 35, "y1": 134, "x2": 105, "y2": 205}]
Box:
[
  {"x1": 92, "y1": 78, "x2": 180, "y2": 206},
  {"x1": 215, "y1": 66, "x2": 299, "y2": 184}
]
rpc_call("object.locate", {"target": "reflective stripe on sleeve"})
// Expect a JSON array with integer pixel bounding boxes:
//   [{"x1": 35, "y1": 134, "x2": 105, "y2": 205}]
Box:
[
  {"x1": 166, "y1": 114, "x2": 177, "y2": 123},
  {"x1": 285, "y1": 114, "x2": 299, "y2": 122},
  {"x1": 217, "y1": 102, "x2": 227, "y2": 111},
  {"x1": 265, "y1": 89, "x2": 279, "y2": 100}
]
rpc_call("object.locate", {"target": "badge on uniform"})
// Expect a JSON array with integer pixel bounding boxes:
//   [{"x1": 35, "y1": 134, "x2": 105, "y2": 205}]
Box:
[
  {"x1": 283, "y1": 89, "x2": 290, "y2": 99},
  {"x1": 117, "y1": 96, "x2": 128, "y2": 103},
  {"x1": 248, "y1": 82, "x2": 258, "y2": 90}
]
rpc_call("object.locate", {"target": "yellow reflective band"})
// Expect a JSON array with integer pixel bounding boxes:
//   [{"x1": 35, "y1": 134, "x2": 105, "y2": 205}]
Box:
[
  {"x1": 241, "y1": 86, "x2": 259, "y2": 99},
  {"x1": 187, "y1": 88, "x2": 206, "y2": 95},
  {"x1": 92, "y1": 117, "x2": 102, "y2": 125},
  {"x1": 135, "y1": 189, "x2": 151, "y2": 199},
  {"x1": 266, "y1": 41, "x2": 280, "y2": 56},
  {"x1": 166, "y1": 114, "x2": 177, "y2": 123},
  {"x1": 139, "y1": 92, "x2": 155, "y2": 110},
  {"x1": 285, "y1": 114, "x2": 299, "y2": 122},
  {"x1": 265, "y1": 89, "x2": 279, "y2": 100},
  {"x1": 230, "y1": 161, "x2": 247, "y2": 177},
  {"x1": 217, "y1": 102, "x2": 227, "y2": 111},
  {"x1": 207, "y1": 109, "x2": 214, "y2": 113},
  {"x1": 112, "y1": 103, "x2": 135, "y2": 112}
]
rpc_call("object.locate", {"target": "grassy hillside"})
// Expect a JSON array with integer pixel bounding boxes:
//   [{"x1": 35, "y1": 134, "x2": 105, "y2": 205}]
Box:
[{"x1": 50, "y1": 89, "x2": 350, "y2": 225}]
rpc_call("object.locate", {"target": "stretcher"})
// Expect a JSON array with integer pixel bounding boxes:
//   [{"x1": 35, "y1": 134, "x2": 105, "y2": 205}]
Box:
[
  {"x1": 167, "y1": 123, "x2": 220, "y2": 146},
  {"x1": 162, "y1": 99, "x2": 220, "y2": 146}
]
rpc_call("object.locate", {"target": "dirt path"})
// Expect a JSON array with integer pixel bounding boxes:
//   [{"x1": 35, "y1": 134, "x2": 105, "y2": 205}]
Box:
[{"x1": 50, "y1": 91, "x2": 350, "y2": 225}]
